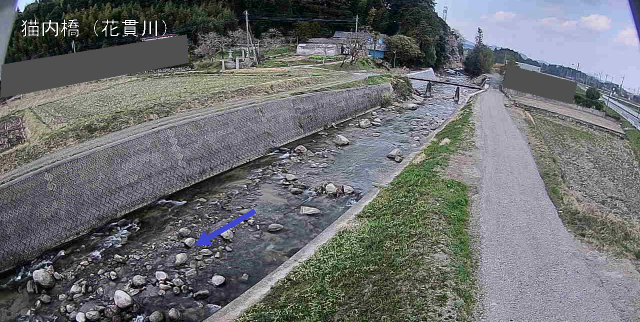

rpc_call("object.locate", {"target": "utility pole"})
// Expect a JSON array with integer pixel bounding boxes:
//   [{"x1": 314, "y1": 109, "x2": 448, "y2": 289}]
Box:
[
  {"x1": 244, "y1": 11, "x2": 250, "y2": 52},
  {"x1": 355, "y1": 15, "x2": 358, "y2": 35},
  {"x1": 443, "y1": 6, "x2": 448, "y2": 22},
  {"x1": 620, "y1": 75, "x2": 625, "y2": 97}
]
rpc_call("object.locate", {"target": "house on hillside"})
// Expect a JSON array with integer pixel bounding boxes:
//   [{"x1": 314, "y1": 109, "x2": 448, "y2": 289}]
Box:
[
  {"x1": 296, "y1": 31, "x2": 388, "y2": 58},
  {"x1": 296, "y1": 38, "x2": 341, "y2": 56},
  {"x1": 332, "y1": 31, "x2": 388, "y2": 58}
]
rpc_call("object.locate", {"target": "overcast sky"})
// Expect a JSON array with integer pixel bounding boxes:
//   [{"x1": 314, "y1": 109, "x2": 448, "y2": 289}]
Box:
[
  {"x1": 9, "y1": 0, "x2": 640, "y2": 92},
  {"x1": 436, "y1": 0, "x2": 640, "y2": 92}
]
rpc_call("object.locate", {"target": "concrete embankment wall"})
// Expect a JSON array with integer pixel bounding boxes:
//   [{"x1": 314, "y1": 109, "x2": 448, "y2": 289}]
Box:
[{"x1": 0, "y1": 84, "x2": 392, "y2": 273}]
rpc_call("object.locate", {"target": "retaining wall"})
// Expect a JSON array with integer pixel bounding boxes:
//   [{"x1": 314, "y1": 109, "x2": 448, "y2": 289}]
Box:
[
  {"x1": 0, "y1": 84, "x2": 392, "y2": 273},
  {"x1": 503, "y1": 87, "x2": 619, "y2": 122}
]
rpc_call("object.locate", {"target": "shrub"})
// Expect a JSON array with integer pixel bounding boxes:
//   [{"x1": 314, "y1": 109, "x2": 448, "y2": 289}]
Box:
[{"x1": 586, "y1": 87, "x2": 601, "y2": 100}]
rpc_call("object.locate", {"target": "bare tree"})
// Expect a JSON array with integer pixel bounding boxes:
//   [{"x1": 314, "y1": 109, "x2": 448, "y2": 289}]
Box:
[
  {"x1": 195, "y1": 32, "x2": 233, "y2": 62},
  {"x1": 261, "y1": 28, "x2": 285, "y2": 51}
]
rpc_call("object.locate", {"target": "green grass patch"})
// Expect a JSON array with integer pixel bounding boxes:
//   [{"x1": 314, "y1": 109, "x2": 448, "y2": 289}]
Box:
[
  {"x1": 622, "y1": 119, "x2": 640, "y2": 164},
  {"x1": 237, "y1": 101, "x2": 477, "y2": 322}
]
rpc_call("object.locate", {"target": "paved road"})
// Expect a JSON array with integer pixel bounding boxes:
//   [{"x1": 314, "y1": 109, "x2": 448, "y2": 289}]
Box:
[
  {"x1": 473, "y1": 87, "x2": 623, "y2": 321},
  {"x1": 602, "y1": 96, "x2": 640, "y2": 130}
]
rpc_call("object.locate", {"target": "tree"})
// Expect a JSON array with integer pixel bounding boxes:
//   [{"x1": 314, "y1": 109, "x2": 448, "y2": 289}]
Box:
[
  {"x1": 386, "y1": 35, "x2": 423, "y2": 67},
  {"x1": 475, "y1": 27, "x2": 483, "y2": 46},
  {"x1": 464, "y1": 44, "x2": 494, "y2": 76},
  {"x1": 195, "y1": 31, "x2": 230, "y2": 61},
  {"x1": 586, "y1": 87, "x2": 601, "y2": 100},
  {"x1": 261, "y1": 28, "x2": 284, "y2": 50}
]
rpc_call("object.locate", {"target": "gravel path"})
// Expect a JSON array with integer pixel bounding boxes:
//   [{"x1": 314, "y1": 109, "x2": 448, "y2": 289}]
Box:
[{"x1": 473, "y1": 85, "x2": 623, "y2": 321}]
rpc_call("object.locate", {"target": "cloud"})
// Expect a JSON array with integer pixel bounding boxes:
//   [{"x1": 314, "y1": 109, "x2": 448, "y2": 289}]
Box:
[
  {"x1": 483, "y1": 11, "x2": 516, "y2": 23},
  {"x1": 615, "y1": 28, "x2": 639, "y2": 47},
  {"x1": 538, "y1": 17, "x2": 578, "y2": 31},
  {"x1": 579, "y1": 14, "x2": 612, "y2": 31},
  {"x1": 493, "y1": 11, "x2": 516, "y2": 21}
]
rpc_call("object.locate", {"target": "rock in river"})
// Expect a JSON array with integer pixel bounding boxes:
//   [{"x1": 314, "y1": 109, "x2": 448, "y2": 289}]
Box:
[
  {"x1": 149, "y1": 311, "x2": 164, "y2": 322},
  {"x1": 387, "y1": 148, "x2": 402, "y2": 159},
  {"x1": 300, "y1": 206, "x2": 321, "y2": 215},
  {"x1": 359, "y1": 119, "x2": 372, "y2": 128},
  {"x1": 325, "y1": 183, "x2": 338, "y2": 195},
  {"x1": 333, "y1": 135, "x2": 350, "y2": 146},
  {"x1": 131, "y1": 275, "x2": 146, "y2": 287},
  {"x1": 168, "y1": 308, "x2": 182, "y2": 321},
  {"x1": 113, "y1": 290, "x2": 132, "y2": 309},
  {"x1": 175, "y1": 253, "x2": 188, "y2": 266},
  {"x1": 211, "y1": 275, "x2": 225, "y2": 286},
  {"x1": 221, "y1": 230, "x2": 233, "y2": 241},
  {"x1": 85, "y1": 311, "x2": 100, "y2": 321},
  {"x1": 32, "y1": 269, "x2": 55, "y2": 289},
  {"x1": 193, "y1": 290, "x2": 210, "y2": 300},
  {"x1": 155, "y1": 271, "x2": 168, "y2": 281},
  {"x1": 178, "y1": 227, "x2": 191, "y2": 238},
  {"x1": 183, "y1": 238, "x2": 196, "y2": 248},
  {"x1": 268, "y1": 224, "x2": 284, "y2": 232}
]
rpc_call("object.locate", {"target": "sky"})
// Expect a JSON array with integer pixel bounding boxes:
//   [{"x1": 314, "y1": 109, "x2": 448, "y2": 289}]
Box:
[
  {"x1": 436, "y1": 0, "x2": 640, "y2": 93},
  {"x1": 8, "y1": 0, "x2": 640, "y2": 92}
]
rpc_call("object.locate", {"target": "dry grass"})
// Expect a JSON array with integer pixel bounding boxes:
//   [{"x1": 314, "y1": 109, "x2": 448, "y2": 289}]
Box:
[
  {"x1": 519, "y1": 111, "x2": 640, "y2": 258},
  {"x1": 0, "y1": 69, "x2": 344, "y2": 175}
]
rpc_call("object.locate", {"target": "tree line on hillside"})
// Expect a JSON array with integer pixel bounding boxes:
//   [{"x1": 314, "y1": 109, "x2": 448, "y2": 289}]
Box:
[
  {"x1": 492, "y1": 48, "x2": 541, "y2": 67},
  {"x1": 6, "y1": 0, "x2": 456, "y2": 70}
]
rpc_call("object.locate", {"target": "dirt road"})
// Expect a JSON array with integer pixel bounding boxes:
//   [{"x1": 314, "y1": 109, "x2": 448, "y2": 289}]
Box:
[{"x1": 472, "y1": 86, "x2": 624, "y2": 321}]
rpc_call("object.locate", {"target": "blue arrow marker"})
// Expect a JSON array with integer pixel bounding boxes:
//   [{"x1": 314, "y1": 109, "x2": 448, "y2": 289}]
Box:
[{"x1": 195, "y1": 209, "x2": 257, "y2": 246}]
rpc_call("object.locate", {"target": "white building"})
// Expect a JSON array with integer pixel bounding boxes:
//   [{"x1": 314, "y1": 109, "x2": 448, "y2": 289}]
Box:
[{"x1": 515, "y1": 62, "x2": 541, "y2": 73}]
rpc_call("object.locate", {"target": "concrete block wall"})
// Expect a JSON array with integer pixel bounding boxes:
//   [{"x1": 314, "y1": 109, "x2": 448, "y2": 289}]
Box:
[{"x1": 0, "y1": 84, "x2": 392, "y2": 273}]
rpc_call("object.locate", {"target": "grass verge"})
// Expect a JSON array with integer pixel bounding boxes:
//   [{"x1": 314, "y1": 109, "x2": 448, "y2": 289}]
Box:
[{"x1": 237, "y1": 100, "x2": 477, "y2": 322}]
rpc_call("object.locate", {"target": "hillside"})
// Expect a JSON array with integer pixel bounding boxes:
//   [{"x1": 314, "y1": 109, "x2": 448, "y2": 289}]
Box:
[{"x1": 5, "y1": 0, "x2": 461, "y2": 70}]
